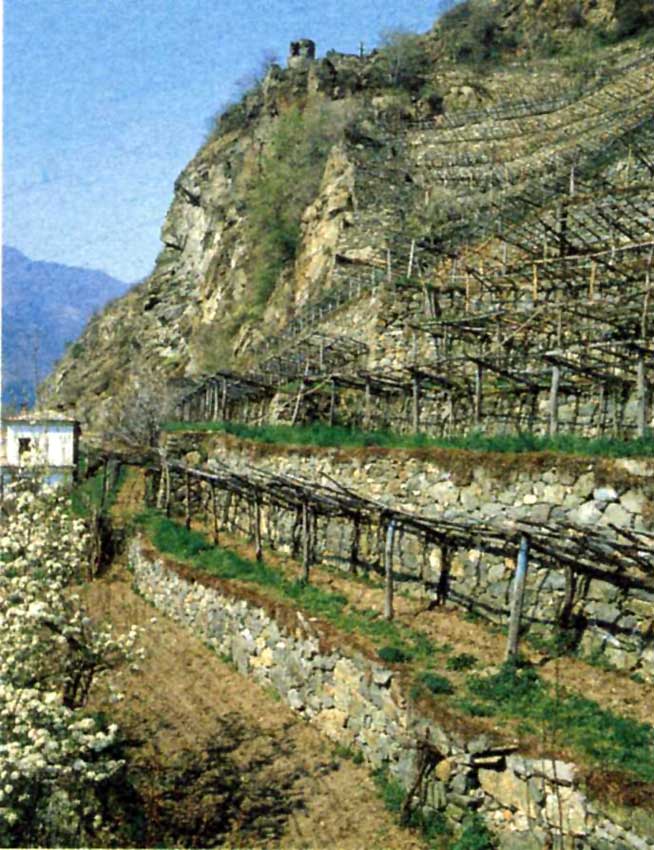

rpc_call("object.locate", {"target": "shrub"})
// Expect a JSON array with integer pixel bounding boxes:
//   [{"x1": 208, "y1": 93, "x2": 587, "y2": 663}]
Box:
[
  {"x1": 446, "y1": 652, "x2": 478, "y2": 671},
  {"x1": 372, "y1": 767, "x2": 406, "y2": 814},
  {"x1": 377, "y1": 29, "x2": 433, "y2": 93},
  {"x1": 378, "y1": 645, "x2": 413, "y2": 664},
  {"x1": 566, "y1": 2, "x2": 585, "y2": 28},
  {"x1": 373, "y1": 766, "x2": 451, "y2": 843},
  {"x1": 419, "y1": 671, "x2": 455, "y2": 695},
  {"x1": 246, "y1": 103, "x2": 346, "y2": 312},
  {"x1": 615, "y1": 0, "x2": 654, "y2": 37},
  {"x1": 467, "y1": 656, "x2": 542, "y2": 704},
  {"x1": 452, "y1": 813, "x2": 498, "y2": 850},
  {"x1": 438, "y1": 0, "x2": 518, "y2": 65}
]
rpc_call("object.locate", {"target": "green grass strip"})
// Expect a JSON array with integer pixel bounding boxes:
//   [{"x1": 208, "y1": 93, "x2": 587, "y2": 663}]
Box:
[
  {"x1": 137, "y1": 510, "x2": 439, "y2": 661},
  {"x1": 162, "y1": 420, "x2": 654, "y2": 459},
  {"x1": 462, "y1": 658, "x2": 654, "y2": 783},
  {"x1": 70, "y1": 464, "x2": 126, "y2": 517}
]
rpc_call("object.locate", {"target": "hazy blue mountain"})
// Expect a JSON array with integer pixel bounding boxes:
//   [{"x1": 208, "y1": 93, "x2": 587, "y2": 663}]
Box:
[{"x1": 2, "y1": 246, "x2": 130, "y2": 407}]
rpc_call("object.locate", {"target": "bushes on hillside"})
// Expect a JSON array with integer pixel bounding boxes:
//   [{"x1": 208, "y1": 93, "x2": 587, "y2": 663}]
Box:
[
  {"x1": 614, "y1": 0, "x2": 654, "y2": 37},
  {"x1": 377, "y1": 29, "x2": 433, "y2": 93},
  {"x1": 438, "y1": 0, "x2": 516, "y2": 65},
  {"x1": 246, "y1": 103, "x2": 347, "y2": 310}
]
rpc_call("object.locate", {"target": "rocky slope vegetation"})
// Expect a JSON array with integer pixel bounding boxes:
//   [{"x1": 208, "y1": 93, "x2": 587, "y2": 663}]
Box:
[{"x1": 39, "y1": 0, "x2": 654, "y2": 429}]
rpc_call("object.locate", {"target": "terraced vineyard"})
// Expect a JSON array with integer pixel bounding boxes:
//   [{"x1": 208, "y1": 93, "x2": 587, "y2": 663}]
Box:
[{"x1": 174, "y1": 49, "x2": 654, "y2": 441}]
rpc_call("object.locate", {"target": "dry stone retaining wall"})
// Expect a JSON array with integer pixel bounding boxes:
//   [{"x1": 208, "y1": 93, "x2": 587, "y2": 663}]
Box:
[
  {"x1": 130, "y1": 538, "x2": 654, "y2": 850},
  {"x1": 166, "y1": 433, "x2": 654, "y2": 680}
]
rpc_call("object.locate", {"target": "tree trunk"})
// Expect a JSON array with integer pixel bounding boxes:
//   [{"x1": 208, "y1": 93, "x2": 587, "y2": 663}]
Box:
[{"x1": 412, "y1": 374, "x2": 421, "y2": 434}]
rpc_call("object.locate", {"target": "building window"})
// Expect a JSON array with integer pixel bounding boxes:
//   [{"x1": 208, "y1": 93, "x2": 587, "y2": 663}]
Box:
[{"x1": 18, "y1": 438, "x2": 31, "y2": 457}]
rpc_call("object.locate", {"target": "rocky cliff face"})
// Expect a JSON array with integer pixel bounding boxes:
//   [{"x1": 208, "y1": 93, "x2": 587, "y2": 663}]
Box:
[{"x1": 40, "y1": 0, "x2": 647, "y2": 429}]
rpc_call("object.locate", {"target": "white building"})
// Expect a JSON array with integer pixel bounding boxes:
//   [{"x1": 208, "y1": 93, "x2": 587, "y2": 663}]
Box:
[{"x1": 0, "y1": 410, "x2": 80, "y2": 485}]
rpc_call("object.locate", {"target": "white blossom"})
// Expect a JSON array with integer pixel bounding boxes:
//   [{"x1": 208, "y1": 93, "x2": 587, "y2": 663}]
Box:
[{"x1": 0, "y1": 480, "x2": 143, "y2": 846}]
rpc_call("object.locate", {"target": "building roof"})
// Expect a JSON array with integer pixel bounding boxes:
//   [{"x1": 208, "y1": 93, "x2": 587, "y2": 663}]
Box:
[{"x1": 2, "y1": 409, "x2": 78, "y2": 426}]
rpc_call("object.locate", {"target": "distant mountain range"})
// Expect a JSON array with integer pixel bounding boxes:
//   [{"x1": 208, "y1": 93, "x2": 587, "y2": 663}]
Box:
[{"x1": 2, "y1": 246, "x2": 130, "y2": 408}]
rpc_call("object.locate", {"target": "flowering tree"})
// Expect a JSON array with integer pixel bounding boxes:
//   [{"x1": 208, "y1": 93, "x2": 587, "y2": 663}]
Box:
[{"x1": 0, "y1": 480, "x2": 142, "y2": 847}]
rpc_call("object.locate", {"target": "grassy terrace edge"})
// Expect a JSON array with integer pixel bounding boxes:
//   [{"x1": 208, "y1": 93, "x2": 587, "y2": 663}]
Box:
[
  {"x1": 162, "y1": 421, "x2": 654, "y2": 459},
  {"x1": 133, "y1": 508, "x2": 654, "y2": 791}
]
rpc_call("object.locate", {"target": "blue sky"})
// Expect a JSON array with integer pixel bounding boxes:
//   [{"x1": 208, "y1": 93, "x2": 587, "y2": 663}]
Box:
[{"x1": 4, "y1": 1, "x2": 445, "y2": 283}]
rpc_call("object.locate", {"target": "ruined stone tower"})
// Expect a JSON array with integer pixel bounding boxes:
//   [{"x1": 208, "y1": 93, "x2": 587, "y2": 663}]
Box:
[{"x1": 287, "y1": 39, "x2": 316, "y2": 68}]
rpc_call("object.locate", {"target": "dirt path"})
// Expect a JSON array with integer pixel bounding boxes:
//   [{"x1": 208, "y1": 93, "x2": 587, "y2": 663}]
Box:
[{"x1": 84, "y1": 561, "x2": 425, "y2": 850}]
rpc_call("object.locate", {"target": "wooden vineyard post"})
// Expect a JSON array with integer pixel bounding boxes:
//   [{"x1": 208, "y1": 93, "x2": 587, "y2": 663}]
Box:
[
  {"x1": 506, "y1": 534, "x2": 530, "y2": 660},
  {"x1": 549, "y1": 307, "x2": 563, "y2": 436},
  {"x1": 531, "y1": 264, "x2": 538, "y2": 303},
  {"x1": 412, "y1": 373, "x2": 421, "y2": 434},
  {"x1": 350, "y1": 517, "x2": 360, "y2": 574},
  {"x1": 384, "y1": 518, "x2": 397, "y2": 622},
  {"x1": 302, "y1": 502, "x2": 311, "y2": 583},
  {"x1": 638, "y1": 268, "x2": 652, "y2": 437},
  {"x1": 291, "y1": 366, "x2": 309, "y2": 426},
  {"x1": 435, "y1": 544, "x2": 451, "y2": 606},
  {"x1": 589, "y1": 261, "x2": 597, "y2": 300},
  {"x1": 210, "y1": 482, "x2": 220, "y2": 545},
  {"x1": 474, "y1": 363, "x2": 483, "y2": 427},
  {"x1": 407, "y1": 239, "x2": 416, "y2": 279},
  {"x1": 637, "y1": 354, "x2": 648, "y2": 438},
  {"x1": 161, "y1": 460, "x2": 171, "y2": 516},
  {"x1": 221, "y1": 377, "x2": 228, "y2": 421},
  {"x1": 548, "y1": 364, "x2": 561, "y2": 436},
  {"x1": 254, "y1": 497, "x2": 263, "y2": 562},
  {"x1": 214, "y1": 382, "x2": 221, "y2": 421},
  {"x1": 100, "y1": 458, "x2": 109, "y2": 511},
  {"x1": 184, "y1": 470, "x2": 191, "y2": 530},
  {"x1": 329, "y1": 378, "x2": 337, "y2": 427},
  {"x1": 364, "y1": 376, "x2": 372, "y2": 430}
]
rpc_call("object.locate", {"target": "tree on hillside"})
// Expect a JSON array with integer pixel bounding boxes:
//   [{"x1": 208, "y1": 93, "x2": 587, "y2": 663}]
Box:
[
  {"x1": 111, "y1": 367, "x2": 172, "y2": 449},
  {"x1": 378, "y1": 28, "x2": 432, "y2": 92}
]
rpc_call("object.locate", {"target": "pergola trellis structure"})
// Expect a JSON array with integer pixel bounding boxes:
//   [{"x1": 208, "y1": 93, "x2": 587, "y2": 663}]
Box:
[
  {"x1": 175, "y1": 371, "x2": 276, "y2": 424},
  {"x1": 395, "y1": 175, "x2": 654, "y2": 436},
  {"x1": 175, "y1": 333, "x2": 370, "y2": 425},
  {"x1": 404, "y1": 47, "x2": 654, "y2": 134},
  {"x1": 146, "y1": 452, "x2": 654, "y2": 637},
  {"x1": 257, "y1": 331, "x2": 370, "y2": 384},
  {"x1": 239, "y1": 64, "x2": 654, "y2": 372}
]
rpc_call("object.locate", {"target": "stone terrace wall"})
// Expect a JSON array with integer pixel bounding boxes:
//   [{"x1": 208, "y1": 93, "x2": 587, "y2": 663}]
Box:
[
  {"x1": 164, "y1": 433, "x2": 654, "y2": 681},
  {"x1": 130, "y1": 539, "x2": 654, "y2": 850}
]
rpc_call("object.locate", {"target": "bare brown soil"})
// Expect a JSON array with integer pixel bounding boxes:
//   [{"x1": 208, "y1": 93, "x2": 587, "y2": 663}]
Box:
[{"x1": 83, "y1": 562, "x2": 425, "y2": 849}]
